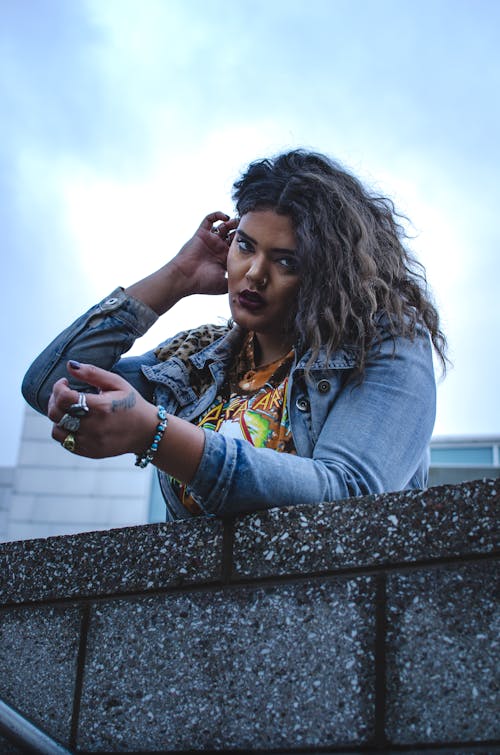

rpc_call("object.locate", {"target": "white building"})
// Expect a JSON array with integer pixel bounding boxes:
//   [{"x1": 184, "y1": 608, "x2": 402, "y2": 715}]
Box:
[{"x1": 0, "y1": 407, "x2": 163, "y2": 543}]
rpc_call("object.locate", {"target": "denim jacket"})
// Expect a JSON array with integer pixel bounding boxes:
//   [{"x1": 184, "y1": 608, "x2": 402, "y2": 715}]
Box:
[{"x1": 22, "y1": 288, "x2": 436, "y2": 519}]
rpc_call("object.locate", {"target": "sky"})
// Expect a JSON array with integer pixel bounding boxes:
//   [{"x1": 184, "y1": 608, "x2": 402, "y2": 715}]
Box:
[{"x1": 2, "y1": 0, "x2": 499, "y2": 467}]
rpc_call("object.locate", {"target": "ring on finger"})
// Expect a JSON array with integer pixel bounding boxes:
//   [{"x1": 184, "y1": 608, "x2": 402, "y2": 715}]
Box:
[
  {"x1": 68, "y1": 392, "x2": 90, "y2": 418},
  {"x1": 58, "y1": 413, "x2": 81, "y2": 432},
  {"x1": 62, "y1": 433, "x2": 76, "y2": 452}
]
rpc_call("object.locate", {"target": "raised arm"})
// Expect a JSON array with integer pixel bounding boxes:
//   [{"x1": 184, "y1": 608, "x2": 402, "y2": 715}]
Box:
[
  {"x1": 22, "y1": 212, "x2": 236, "y2": 414},
  {"x1": 125, "y1": 211, "x2": 236, "y2": 313}
]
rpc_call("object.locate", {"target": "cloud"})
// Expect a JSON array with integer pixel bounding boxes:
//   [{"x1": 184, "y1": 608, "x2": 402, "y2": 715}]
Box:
[{"x1": 2, "y1": 0, "x2": 500, "y2": 467}]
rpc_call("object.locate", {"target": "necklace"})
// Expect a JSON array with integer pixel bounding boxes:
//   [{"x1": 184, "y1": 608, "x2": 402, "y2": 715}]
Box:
[{"x1": 237, "y1": 337, "x2": 294, "y2": 393}]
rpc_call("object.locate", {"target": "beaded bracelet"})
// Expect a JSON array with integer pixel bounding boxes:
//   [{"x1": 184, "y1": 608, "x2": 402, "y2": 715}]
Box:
[{"x1": 135, "y1": 406, "x2": 168, "y2": 468}]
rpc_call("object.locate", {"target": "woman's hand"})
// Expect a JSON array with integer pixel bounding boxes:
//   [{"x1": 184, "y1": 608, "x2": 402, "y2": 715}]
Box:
[
  {"x1": 125, "y1": 211, "x2": 238, "y2": 315},
  {"x1": 49, "y1": 362, "x2": 158, "y2": 460},
  {"x1": 170, "y1": 211, "x2": 238, "y2": 296},
  {"x1": 49, "y1": 361, "x2": 206, "y2": 484}
]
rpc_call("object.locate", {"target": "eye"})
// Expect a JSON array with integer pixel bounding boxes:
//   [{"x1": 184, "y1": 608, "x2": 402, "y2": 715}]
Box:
[
  {"x1": 236, "y1": 235, "x2": 253, "y2": 253},
  {"x1": 276, "y1": 256, "x2": 299, "y2": 272}
]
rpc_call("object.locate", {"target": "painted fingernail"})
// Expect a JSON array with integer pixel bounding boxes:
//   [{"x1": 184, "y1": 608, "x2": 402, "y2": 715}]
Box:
[{"x1": 68, "y1": 360, "x2": 81, "y2": 369}]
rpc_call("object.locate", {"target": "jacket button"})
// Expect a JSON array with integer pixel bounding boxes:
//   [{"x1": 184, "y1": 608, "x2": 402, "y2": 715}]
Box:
[
  {"x1": 317, "y1": 379, "x2": 331, "y2": 394},
  {"x1": 104, "y1": 297, "x2": 118, "y2": 306},
  {"x1": 296, "y1": 397, "x2": 310, "y2": 412}
]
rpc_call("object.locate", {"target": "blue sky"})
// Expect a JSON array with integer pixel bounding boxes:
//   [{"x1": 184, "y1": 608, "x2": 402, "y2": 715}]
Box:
[{"x1": 2, "y1": 0, "x2": 499, "y2": 466}]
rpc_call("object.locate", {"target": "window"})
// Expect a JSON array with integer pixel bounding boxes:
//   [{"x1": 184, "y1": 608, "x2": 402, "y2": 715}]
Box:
[{"x1": 430, "y1": 446, "x2": 494, "y2": 466}]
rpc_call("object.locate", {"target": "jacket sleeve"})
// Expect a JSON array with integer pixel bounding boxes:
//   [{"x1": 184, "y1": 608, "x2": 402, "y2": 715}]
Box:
[
  {"x1": 21, "y1": 288, "x2": 160, "y2": 414},
  {"x1": 188, "y1": 328, "x2": 436, "y2": 515}
]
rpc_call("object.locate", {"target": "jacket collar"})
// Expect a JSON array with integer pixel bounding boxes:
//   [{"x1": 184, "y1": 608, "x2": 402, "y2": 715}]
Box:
[
  {"x1": 294, "y1": 345, "x2": 358, "y2": 371},
  {"x1": 188, "y1": 325, "x2": 246, "y2": 370}
]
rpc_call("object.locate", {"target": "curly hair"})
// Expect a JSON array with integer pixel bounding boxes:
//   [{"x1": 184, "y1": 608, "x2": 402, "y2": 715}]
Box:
[{"x1": 232, "y1": 149, "x2": 447, "y2": 379}]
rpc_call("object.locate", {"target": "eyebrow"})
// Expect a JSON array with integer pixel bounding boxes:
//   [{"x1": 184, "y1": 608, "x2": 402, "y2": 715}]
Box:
[{"x1": 236, "y1": 228, "x2": 297, "y2": 255}]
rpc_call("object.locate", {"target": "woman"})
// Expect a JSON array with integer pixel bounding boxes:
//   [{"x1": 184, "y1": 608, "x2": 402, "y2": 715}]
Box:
[{"x1": 22, "y1": 150, "x2": 446, "y2": 519}]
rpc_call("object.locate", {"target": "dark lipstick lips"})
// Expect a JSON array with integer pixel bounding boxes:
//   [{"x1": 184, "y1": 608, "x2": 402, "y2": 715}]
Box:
[{"x1": 238, "y1": 289, "x2": 265, "y2": 310}]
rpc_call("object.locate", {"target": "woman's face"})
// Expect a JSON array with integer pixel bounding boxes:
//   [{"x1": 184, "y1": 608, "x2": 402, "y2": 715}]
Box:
[{"x1": 227, "y1": 210, "x2": 300, "y2": 344}]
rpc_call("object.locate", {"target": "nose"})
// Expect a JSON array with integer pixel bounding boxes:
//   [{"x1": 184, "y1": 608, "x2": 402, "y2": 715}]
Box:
[{"x1": 246, "y1": 255, "x2": 268, "y2": 289}]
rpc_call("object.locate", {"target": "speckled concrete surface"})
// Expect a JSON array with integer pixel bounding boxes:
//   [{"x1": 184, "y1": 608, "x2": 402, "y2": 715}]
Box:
[
  {"x1": 78, "y1": 577, "x2": 376, "y2": 752},
  {"x1": 0, "y1": 603, "x2": 81, "y2": 747},
  {"x1": 0, "y1": 480, "x2": 497, "y2": 751},
  {"x1": 0, "y1": 734, "x2": 25, "y2": 754},
  {"x1": 386, "y1": 560, "x2": 500, "y2": 743},
  {"x1": 381, "y1": 750, "x2": 500, "y2": 754},
  {"x1": 232, "y1": 479, "x2": 499, "y2": 578},
  {"x1": 0, "y1": 518, "x2": 223, "y2": 605}
]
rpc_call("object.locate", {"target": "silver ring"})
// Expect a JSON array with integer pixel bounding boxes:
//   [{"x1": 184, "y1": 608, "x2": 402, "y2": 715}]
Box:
[
  {"x1": 57, "y1": 413, "x2": 81, "y2": 432},
  {"x1": 68, "y1": 392, "x2": 90, "y2": 418}
]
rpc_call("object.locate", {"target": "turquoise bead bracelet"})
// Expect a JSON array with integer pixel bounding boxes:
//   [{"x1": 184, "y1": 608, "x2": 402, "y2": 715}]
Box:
[{"x1": 135, "y1": 405, "x2": 168, "y2": 468}]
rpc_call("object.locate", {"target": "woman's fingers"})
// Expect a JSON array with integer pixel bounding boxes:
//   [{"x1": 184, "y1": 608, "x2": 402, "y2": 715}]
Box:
[
  {"x1": 48, "y1": 361, "x2": 154, "y2": 459},
  {"x1": 48, "y1": 362, "x2": 130, "y2": 424},
  {"x1": 66, "y1": 361, "x2": 128, "y2": 393},
  {"x1": 47, "y1": 378, "x2": 79, "y2": 422},
  {"x1": 200, "y1": 211, "x2": 239, "y2": 245},
  {"x1": 213, "y1": 216, "x2": 239, "y2": 242},
  {"x1": 220, "y1": 216, "x2": 239, "y2": 231},
  {"x1": 199, "y1": 210, "x2": 230, "y2": 232}
]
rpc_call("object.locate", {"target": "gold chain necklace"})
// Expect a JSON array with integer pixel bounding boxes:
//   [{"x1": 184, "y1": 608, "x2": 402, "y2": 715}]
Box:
[{"x1": 237, "y1": 346, "x2": 294, "y2": 393}]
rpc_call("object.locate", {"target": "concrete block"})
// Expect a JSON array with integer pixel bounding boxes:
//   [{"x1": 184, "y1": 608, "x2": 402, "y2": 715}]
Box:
[
  {"x1": 20, "y1": 410, "x2": 53, "y2": 442},
  {"x1": 106, "y1": 498, "x2": 149, "y2": 527},
  {"x1": 3, "y1": 522, "x2": 59, "y2": 543},
  {"x1": 386, "y1": 561, "x2": 500, "y2": 743},
  {"x1": 17, "y1": 438, "x2": 67, "y2": 468},
  {"x1": 6, "y1": 493, "x2": 35, "y2": 521},
  {"x1": 0, "y1": 488, "x2": 12, "y2": 513},
  {"x1": 232, "y1": 479, "x2": 499, "y2": 579},
  {"x1": 91, "y1": 467, "x2": 149, "y2": 497},
  {"x1": 78, "y1": 577, "x2": 376, "y2": 751},
  {"x1": 0, "y1": 467, "x2": 14, "y2": 486},
  {"x1": 24, "y1": 494, "x2": 113, "y2": 525},
  {"x1": 17, "y1": 439, "x2": 140, "y2": 471},
  {"x1": 13, "y1": 466, "x2": 92, "y2": 496},
  {"x1": 0, "y1": 518, "x2": 223, "y2": 604},
  {"x1": 14, "y1": 465, "x2": 148, "y2": 498},
  {"x1": 0, "y1": 603, "x2": 81, "y2": 747},
  {"x1": 6, "y1": 482, "x2": 151, "y2": 539},
  {"x1": 0, "y1": 511, "x2": 8, "y2": 544},
  {"x1": 0, "y1": 733, "x2": 26, "y2": 753},
  {"x1": 5, "y1": 521, "x2": 141, "y2": 542}
]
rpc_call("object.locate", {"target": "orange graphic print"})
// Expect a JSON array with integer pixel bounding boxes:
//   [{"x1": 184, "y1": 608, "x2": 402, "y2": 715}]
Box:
[{"x1": 171, "y1": 376, "x2": 296, "y2": 514}]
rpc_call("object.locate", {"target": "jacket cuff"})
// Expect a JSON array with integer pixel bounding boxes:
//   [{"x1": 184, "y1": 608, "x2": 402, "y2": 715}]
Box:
[
  {"x1": 188, "y1": 430, "x2": 237, "y2": 515},
  {"x1": 95, "y1": 287, "x2": 159, "y2": 334}
]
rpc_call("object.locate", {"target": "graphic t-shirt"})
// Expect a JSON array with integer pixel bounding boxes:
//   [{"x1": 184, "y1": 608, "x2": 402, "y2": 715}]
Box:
[{"x1": 171, "y1": 344, "x2": 296, "y2": 515}]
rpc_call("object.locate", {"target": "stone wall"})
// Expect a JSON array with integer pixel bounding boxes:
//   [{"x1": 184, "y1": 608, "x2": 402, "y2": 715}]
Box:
[{"x1": 0, "y1": 479, "x2": 498, "y2": 753}]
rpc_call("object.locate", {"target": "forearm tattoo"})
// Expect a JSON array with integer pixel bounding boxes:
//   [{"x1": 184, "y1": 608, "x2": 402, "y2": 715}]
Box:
[{"x1": 111, "y1": 391, "x2": 136, "y2": 413}]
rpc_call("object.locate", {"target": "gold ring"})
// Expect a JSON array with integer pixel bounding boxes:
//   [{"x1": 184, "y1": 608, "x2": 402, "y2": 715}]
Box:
[{"x1": 62, "y1": 433, "x2": 76, "y2": 452}]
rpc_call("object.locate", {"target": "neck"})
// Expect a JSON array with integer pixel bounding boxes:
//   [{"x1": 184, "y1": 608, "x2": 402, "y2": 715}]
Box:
[{"x1": 253, "y1": 332, "x2": 294, "y2": 367}]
